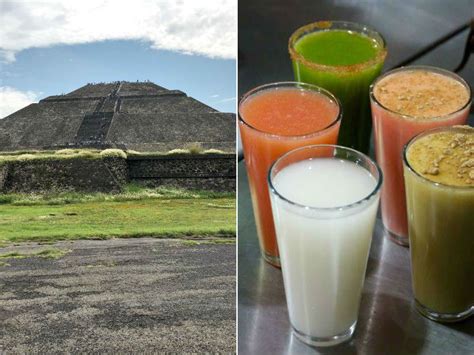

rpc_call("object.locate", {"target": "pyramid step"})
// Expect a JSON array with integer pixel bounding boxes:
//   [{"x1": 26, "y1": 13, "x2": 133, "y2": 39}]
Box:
[{"x1": 75, "y1": 112, "x2": 114, "y2": 142}]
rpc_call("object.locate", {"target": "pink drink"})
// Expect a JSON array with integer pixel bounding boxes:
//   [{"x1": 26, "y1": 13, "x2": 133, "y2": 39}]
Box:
[{"x1": 370, "y1": 66, "x2": 471, "y2": 245}]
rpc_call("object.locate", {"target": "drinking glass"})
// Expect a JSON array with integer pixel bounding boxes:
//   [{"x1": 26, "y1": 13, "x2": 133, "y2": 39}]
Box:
[
  {"x1": 239, "y1": 82, "x2": 341, "y2": 267},
  {"x1": 268, "y1": 145, "x2": 382, "y2": 346}
]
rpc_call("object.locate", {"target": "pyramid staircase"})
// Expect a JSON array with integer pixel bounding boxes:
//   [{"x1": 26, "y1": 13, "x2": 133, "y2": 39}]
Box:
[{"x1": 73, "y1": 82, "x2": 122, "y2": 147}]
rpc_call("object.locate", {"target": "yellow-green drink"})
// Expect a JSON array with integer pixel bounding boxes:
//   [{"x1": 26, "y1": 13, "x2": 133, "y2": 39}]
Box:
[
  {"x1": 403, "y1": 125, "x2": 474, "y2": 322},
  {"x1": 289, "y1": 21, "x2": 387, "y2": 153}
]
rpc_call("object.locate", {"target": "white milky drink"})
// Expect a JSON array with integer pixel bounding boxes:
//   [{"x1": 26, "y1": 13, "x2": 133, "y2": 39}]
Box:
[{"x1": 269, "y1": 146, "x2": 381, "y2": 347}]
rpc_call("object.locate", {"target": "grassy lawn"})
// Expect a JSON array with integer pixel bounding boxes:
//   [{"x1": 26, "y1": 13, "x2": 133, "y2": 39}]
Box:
[{"x1": 0, "y1": 188, "x2": 235, "y2": 244}]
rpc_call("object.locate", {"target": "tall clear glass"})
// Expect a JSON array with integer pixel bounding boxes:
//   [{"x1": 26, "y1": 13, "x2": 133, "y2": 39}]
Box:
[
  {"x1": 289, "y1": 21, "x2": 387, "y2": 153},
  {"x1": 268, "y1": 145, "x2": 382, "y2": 346},
  {"x1": 370, "y1": 66, "x2": 471, "y2": 246},
  {"x1": 403, "y1": 126, "x2": 474, "y2": 322},
  {"x1": 239, "y1": 82, "x2": 341, "y2": 267}
]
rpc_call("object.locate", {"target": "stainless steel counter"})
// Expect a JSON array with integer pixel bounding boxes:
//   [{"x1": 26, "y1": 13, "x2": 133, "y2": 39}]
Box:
[{"x1": 238, "y1": 161, "x2": 474, "y2": 354}]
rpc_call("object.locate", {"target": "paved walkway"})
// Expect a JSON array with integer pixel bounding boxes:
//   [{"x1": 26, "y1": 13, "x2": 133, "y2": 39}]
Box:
[{"x1": 0, "y1": 238, "x2": 235, "y2": 353}]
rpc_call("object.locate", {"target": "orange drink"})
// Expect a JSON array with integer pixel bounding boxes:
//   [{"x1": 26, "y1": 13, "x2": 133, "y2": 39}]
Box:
[{"x1": 239, "y1": 82, "x2": 341, "y2": 266}]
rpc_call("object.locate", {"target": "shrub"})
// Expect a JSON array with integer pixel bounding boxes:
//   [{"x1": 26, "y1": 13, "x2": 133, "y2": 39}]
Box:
[
  {"x1": 0, "y1": 195, "x2": 14, "y2": 204},
  {"x1": 55, "y1": 149, "x2": 77, "y2": 155},
  {"x1": 76, "y1": 151, "x2": 99, "y2": 159},
  {"x1": 126, "y1": 150, "x2": 167, "y2": 157},
  {"x1": 0, "y1": 155, "x2": 15, "y2": 163},
  {"x1": 100, "y1": 149, "x2": 127, "y2": 159},
  {"x1": 0, "y1": 150, "x2": 42, "y2": 156},
  {"x1": 16, "y1": 154, "x2": 37, "y2": 161},
  {"x1": 125, "y1": 149, "x2": 141, "y2": 156},
  {"x1": 185, "y1": 142, "x2": 204, "y2": 154},
  {"x1": 203, "y1": 149, "x2": 226, "y2": 154},
  {"x1": 167, "y1": 148, "x2": 190, "y2": 155}
]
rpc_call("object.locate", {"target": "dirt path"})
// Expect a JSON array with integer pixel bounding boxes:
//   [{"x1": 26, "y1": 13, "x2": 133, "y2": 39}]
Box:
[{"x1": 0, "y1": 238, "x2": 235, "y2": 353}]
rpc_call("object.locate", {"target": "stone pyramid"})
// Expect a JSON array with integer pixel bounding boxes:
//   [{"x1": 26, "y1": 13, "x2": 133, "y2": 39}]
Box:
[{"x1": 0, "y1": 81, "x2": 235, "y2": 152}]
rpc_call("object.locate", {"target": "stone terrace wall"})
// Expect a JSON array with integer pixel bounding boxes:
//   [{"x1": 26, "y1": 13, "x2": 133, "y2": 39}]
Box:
[
  {"x1": 0, "y1": 155, "x2": 235, "y2": 193},
  {"x1": 128, "y1": 154, "x2": 235, "y2": 191},
  {"x1": 0, "y1": 157, "x2": 127, "y2": 193},
  {"x1": 0, "y1": 164, "x2": 9, "y2": 192}
]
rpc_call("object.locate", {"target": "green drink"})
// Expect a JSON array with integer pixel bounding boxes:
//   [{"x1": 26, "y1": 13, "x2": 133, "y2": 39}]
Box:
[
  {"x1": 403, "y1": 125, "x2": 474, "y2": 322},
  {"x1": 289, "y1": 21, "x2": 387, "y2": 153}
]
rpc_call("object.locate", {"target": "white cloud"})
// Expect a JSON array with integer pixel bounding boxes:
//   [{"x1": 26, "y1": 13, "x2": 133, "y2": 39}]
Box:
[
  {"x1": 217, "y1": 97, "x2": 236, "y2": 103},
  {"x1": 0, "y1": 86, "x2": 38, "y2": 118},
  {"x1": 210, "y1": 94, "x2": 220, "y2": 98},
  {"x1": 0, "y1": 0, "x2": 236, "y2": 62}
]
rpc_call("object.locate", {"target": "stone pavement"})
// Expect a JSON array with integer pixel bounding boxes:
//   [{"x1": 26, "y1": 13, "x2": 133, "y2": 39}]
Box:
[{"x1": 0, "y1": 238, "x2": 235, "y2": 353}]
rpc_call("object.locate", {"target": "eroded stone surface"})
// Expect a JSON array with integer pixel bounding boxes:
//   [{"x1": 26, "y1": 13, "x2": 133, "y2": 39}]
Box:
[{"x1": 0, "y1": 238, "x2": 236, "y2": 353}]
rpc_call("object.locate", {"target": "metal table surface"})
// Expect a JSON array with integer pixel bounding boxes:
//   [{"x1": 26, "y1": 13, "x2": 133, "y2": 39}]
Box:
[
  {"x1": 237, "y1": 161, "x2": 474, "y2": 355},
  {"x1": 238, "y1": 1, "x2": 474, "y2": 353}
]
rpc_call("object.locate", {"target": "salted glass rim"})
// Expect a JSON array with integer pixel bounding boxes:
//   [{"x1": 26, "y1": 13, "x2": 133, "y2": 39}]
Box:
[{"x1": 288, "y1": 20, "x2": 387, "y2": 73}]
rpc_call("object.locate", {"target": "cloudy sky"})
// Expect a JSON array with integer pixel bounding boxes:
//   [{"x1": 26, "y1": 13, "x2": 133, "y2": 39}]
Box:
[{"x1": 0, "y1": 0, "x2": 237, "y2": 118}]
